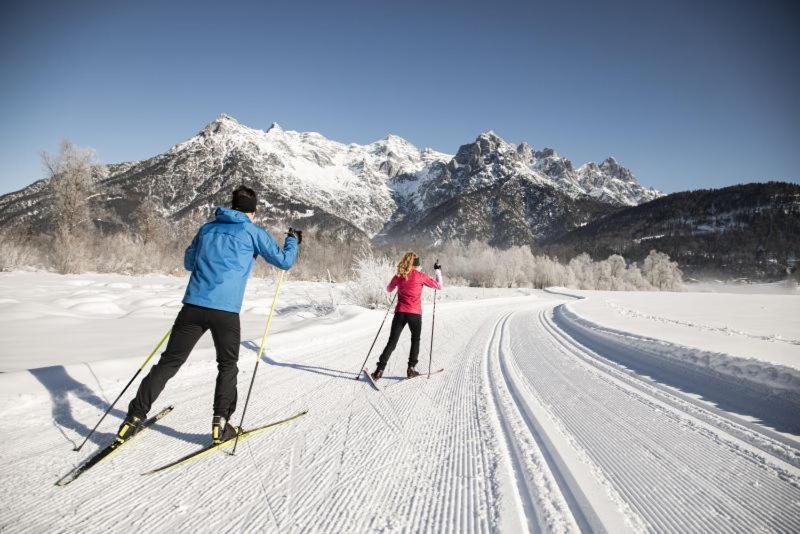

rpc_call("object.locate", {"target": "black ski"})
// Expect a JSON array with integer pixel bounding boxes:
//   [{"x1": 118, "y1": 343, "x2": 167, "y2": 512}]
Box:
[
  {"x1": 56, "y1": 405, "x2": 174, "y2": 486},
  {"x1": 143, "y1": 410, "x2": 308, "y2": 475}
]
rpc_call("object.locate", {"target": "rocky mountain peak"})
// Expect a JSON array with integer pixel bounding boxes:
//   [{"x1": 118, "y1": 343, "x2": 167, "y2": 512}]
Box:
[
  {"x1": 599, "y1": 156, "x2": 636, "y2": 183},
  {"x1": 531, "y1": 148, "x2": 575, "y2": 185},
  {"x1": 534, "y1": 147, "x2": 558, "y2": 159},
  {"x1": 582, "y1": 162, "x2": 601, "y2": 172},
  {"x1": 576, "y1": 157, "x2": 661, "y2": 205},
  {"x1": 475, "y1": 131, "x2": 510, "y2": 151},
  {"x1": 200, "y1": 113, "x2": 247, "y2": 138},
  {"x1": 516, "y1": 142, "x2": 534, "y2": 161},
  {"x1": 373, "y1": 133, "x2": 416, "y2": 154},
  {"x1": 453, "y1": 131, "x2": 515, "y2": 168}
]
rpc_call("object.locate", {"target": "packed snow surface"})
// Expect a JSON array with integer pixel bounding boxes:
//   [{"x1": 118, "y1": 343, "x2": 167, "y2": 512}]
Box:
[
  {"x1": 560, "y1": 287, "x2": 800, "y2": 370},
  {"x1": 0, "y1": 272, "x2": 798, "y2": 533}
]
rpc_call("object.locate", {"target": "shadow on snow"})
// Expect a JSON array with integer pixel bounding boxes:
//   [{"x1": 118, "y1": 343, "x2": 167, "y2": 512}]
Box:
[
  {"x1": 240, "y1": 340, "x2": 354, "y2": 381},
  {"x1": 29, "y1": 365, "x2": 208, "y2": 449}
]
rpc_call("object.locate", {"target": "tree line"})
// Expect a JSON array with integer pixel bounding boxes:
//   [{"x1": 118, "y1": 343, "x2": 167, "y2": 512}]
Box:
[{"x1": 0, "y1": 140, "x2": 683, "y2": 292}]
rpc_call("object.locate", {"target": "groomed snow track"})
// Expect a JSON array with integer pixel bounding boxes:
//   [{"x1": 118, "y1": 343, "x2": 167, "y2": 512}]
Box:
[{"x1": 1, "y1": 295, "x2": 798, "y2": 532}]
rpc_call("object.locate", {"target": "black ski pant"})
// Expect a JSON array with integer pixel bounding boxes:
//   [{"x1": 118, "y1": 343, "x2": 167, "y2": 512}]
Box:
[
  {"x1": 376, "y1": 312, "x2": 422, "y2": 371},
  {"x1": 128, "y1": 304, "x2": 240, "y2": 420}
]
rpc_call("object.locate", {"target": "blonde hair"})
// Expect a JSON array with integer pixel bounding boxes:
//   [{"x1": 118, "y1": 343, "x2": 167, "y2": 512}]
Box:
[{"x1": 396, "y1": 252, "x2": 417, "y2": 279}]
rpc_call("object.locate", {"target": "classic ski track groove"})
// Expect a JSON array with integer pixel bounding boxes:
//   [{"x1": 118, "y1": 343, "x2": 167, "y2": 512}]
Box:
[
  {"x1": 549, "y1": 305, "x2": 800, "y2": 461},
  {"x1": 514, "y1": 307, "x2": 800, "y2": 532},
  {"x1": 3, "y1": 295, "x2": 800, "y2": 532},
  {"x1": 483, "y1": 312, "x2": 568, "y2": 532},
  {"x1": 544, "y1": 307, "x2": 800, "y2": 469}
]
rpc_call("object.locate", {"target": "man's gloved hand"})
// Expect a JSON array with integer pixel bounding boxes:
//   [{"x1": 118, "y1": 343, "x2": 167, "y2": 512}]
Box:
[
  {"x1": 433, "y1": 261, "x2": 441, "y2": 270},
  {"x1": 287, "y1": 227, "x2": 303, "y2": 245}
]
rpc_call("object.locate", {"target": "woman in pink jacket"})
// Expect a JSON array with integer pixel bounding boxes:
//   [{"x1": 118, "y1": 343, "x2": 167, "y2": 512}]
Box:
[{"x1": 371, "y1": 252, "x2": 443, "y2": 381}]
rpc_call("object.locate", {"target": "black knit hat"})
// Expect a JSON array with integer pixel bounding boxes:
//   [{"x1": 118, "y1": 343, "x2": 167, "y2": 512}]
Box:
[{"x1": 232, "y1": 185, "x2": 257, "y2": 213}]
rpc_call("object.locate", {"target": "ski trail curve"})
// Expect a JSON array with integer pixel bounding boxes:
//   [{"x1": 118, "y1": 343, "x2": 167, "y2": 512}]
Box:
[{"x1": 503, "y1": 306, "x2": 800, "y2": 533}]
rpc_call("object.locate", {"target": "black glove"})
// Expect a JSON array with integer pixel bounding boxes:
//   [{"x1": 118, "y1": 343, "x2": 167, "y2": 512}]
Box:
[
  {"x1": 287, "y1": 227, "x2": 303, "y2": 245},
  {"x1": 433, "y1": 261, "x2": 441, "y2": 270}
]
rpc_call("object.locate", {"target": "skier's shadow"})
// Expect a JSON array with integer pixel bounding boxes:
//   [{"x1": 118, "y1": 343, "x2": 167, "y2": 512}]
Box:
[
  {"x1": 241, "y1": 341, "x2": 353, "y2": 381},
  {"x1": 29, "y1": 365, "x2": 208, "y2": 448}
]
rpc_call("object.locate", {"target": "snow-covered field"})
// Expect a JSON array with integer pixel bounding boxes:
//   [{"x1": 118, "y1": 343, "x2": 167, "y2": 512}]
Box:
[
  {"x1": 1, "y1": 272, "x2": 798, "y2": 532},
  {"x1": 554, "y1": 286, "x2": 800, "y2": 368}
]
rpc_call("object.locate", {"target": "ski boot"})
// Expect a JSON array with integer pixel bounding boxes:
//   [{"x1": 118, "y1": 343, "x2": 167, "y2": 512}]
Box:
[
  {"x1": 407, "y1": 367, "x2": 420, "y2": 379},
  {"x1": 212, "y1": 416, "x2": 240, "y2": 444},
  {"x1": 371, "y1": 369, "x2": 383, "y2": 382},
  {"x1": 116, "y1": 414, "x2": 143, "y2": 443}
]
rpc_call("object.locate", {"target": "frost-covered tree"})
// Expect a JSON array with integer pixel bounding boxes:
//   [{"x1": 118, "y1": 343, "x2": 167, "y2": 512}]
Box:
[
  {"x1": 623, "y1": 262, "x2": 650, "y2": 290},
  {"x1": 531, "y1": 255, "x2": 569, "y2": 288},
  {"x1": 346, "y1": 247, "x2": 395, "y2": 308},
  {"x1": 42, "y1": 140, "x2": 103, "y2": 273},
  {"x1": 598, "y1": 254, "x2": 628, "y2": 290},
  {"x1": 568, "y1": 253, "x2": 595, "y2": 289},
  {"x1": 498, "y1": 246, "x2": 532, "y2": 287},
  {"x1": 642, "y1": 250, "x2": 683, "y2": 290}
]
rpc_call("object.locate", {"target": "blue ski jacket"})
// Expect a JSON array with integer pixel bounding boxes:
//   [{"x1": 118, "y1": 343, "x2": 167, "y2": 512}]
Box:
[{"x1": 182, "y1": 207, "x2": 298, "y2": 313}]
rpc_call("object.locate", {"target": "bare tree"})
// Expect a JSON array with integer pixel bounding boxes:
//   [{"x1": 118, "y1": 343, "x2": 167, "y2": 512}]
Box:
[
  {"x1": 42, "y1": 140, "x2": 102, "y2": 273},
  {"x1": 135, "y1": 196, "x2": 170, "y2": 246}
]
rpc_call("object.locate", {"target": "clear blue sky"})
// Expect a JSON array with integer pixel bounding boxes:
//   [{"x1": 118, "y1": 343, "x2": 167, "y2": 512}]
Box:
[{"x1": 1, "y1": 0, "x2": 798, "y2": 195}]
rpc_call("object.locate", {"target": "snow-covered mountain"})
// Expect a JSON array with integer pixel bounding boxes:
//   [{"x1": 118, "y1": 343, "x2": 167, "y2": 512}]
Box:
[
  {"x1": 103, "y1": 114, "x2": 454, "y2": 238},
  {"x1": 0, "y1": 114, "x2": 662, "y2": 245},
  {"x1": 382, "y1": 131, "x2": 621, "y2": 245},
  {"x1": 576, "y1": 157, "x2": 661, "y2": 205}
]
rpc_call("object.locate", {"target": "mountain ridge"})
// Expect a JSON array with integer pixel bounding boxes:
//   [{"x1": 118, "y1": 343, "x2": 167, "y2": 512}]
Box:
[
  {"x1": 546, "y1": 181, "x2": 800, "y2": 278},
  {"x1": 0, "y1": 114, "x2": 661, "y2": 245}
]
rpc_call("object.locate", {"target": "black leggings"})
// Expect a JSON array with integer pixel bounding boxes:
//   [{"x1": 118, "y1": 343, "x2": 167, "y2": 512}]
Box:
[
  {"x1": 376, "y1": 312, "x2": 422, "y2": 371},
  {"x1": 128, "y1": 304, "x2": 240, "y2": 419}
]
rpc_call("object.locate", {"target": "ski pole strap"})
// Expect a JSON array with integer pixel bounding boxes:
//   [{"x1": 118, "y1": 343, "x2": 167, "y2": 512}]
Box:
[{"x1": 140, "y1": 328, "x2": 173, "y2": 370}]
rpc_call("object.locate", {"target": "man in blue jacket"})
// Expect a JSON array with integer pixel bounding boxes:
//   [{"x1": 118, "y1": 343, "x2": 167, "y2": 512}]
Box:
[{"x1": 116, "y1": 186, "x2": 300, "y2": 444}]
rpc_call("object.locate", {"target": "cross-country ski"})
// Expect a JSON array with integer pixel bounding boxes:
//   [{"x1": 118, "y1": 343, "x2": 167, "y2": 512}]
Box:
[
  {"x1": 362, "y1": 368, "x2": 381, "y2": 391},
  {"x1": 144, "y1": 410, "x2": 308, "y2": 475},
  {"x1": 55, "y1": 405, "x2": 174, "y2": 486}
]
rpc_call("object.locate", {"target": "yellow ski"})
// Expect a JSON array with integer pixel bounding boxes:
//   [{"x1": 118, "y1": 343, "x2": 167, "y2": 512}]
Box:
[
  {"x1": 142, "y1": 410, "x2": 308, "y2": 475},
  {"x1": 56, "y1": 405, "x2": 174, "y2": 486}
]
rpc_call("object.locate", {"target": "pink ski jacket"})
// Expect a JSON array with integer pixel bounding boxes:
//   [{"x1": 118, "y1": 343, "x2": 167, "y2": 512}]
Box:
[{"x1": 387, "y1": 269, "x2": 443, "y2": 315}]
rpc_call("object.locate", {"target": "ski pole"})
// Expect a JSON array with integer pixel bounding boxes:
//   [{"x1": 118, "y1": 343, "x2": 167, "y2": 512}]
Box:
[
  {"x1": 232, "y1": 269, "x2": 286, "y2": 455},
  {"x1": 428, "y1": 289, "x2": 437, "y2": 379},
  {"x1": 74, "y1": 327, "x2": 172, "y2": 452},
  {"x1": 354, "y1": 292, "x2": 396, "y2": 379}
]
